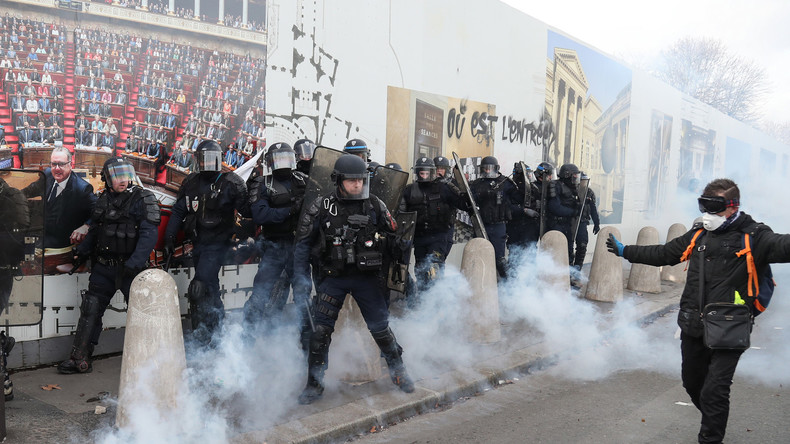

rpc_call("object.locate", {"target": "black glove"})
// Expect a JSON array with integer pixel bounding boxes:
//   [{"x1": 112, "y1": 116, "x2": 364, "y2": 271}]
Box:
[
  {"x1": 606, "y1": 233, "x2": 624, "y2": 257},
  {"x1": 123, "y1": 265, "x2": 145, "y2": 279},
  {"x1": 163, "y1": 236, "x2": 175, "y2": 258},
  {"x1": 73, "y1": 250, "x2": 90, "y2": 266},
  {"x1": 593, "y1": 224, "x2": 600, "y2": 235}
]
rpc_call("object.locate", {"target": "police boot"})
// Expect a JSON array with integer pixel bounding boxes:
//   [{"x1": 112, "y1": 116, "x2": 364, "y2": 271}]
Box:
[
  {"x1": 298, "y1": 324, "x2": 333, "y2": 405},
  {"x1": 1, "y1": 331, "x2": 15, "y2": 401},
  {"x1": 495, "y1": 257, "x2": 509, "y2": 279},
  {"x1": 371, "y1": 327, "x2": 415, "y2": 393},
  {"x1": 57, "y1": 308, "x2": 97, "y2": 374},
  {"x1": 573, "y1": 242, "x2": 587, "y2": 269}
]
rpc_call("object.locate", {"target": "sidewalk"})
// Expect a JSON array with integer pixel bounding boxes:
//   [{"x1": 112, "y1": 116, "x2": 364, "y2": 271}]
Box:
[{"x1": 3, "y1": 279, "x2": 683, "y2": 444}]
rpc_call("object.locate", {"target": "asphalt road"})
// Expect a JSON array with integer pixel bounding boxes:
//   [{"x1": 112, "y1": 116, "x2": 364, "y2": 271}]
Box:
[{"x1": 350, "y1": 308, "x2": 790, "y2": 444}]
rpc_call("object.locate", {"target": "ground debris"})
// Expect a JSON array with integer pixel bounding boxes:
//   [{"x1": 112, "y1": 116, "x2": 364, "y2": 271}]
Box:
[
  {"x1": 40, "y1": 384, "x2": 61, "y2": 391},
  {"x1": 87, "y1": 391, "x2": 110, "y2": 403},
  {"x1": 94, "y1": 405, "x2": 107, "y2": 415}
]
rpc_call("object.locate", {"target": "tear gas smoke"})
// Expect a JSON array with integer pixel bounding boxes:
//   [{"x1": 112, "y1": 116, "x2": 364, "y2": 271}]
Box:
[{"x1": 92, "y1": 172, "x2": 789, "y2": 442}]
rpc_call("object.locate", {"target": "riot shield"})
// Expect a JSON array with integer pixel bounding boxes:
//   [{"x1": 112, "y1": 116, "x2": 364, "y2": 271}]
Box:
[
  {"x1": 297, "y1": 145, "x2": 345, "y2": 224},
  {"x1": 0, "y1": 169, "x2": 44, "y2": 326},
  {"x1": 538, "y1": 179, "x2": 548, "y2": 239},
  {"x1": 518, "y1": 161, "x2": 531, "y2": 208},
  {"x1": 370, "y1": 164, "x2": 409, "y2": 214},
  {"x1": 387, "y1": 211, "x2": 417, "y2": 292},
  {"x1": 452, "y1": 152, "x2": 488, "y2": 240},
  {"x1": 570, "y1": 177, "x2": 591, "y2": 243}
]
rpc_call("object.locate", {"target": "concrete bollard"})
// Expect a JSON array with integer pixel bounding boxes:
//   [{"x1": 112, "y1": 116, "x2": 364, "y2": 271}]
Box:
[
  {"x1": 116, "y1": 269, "x2": 186, "y2": 429},
  {"x1": 627, "y1": 226, "x2": 662, "y2": 293},
  {"x1": 661, "y1": 223, "x2": 688, "y2": 283},
  {"x1": 328, "y1": 295, "x2": 383, "y2": 383},
  {"x1": 585, "y1": 226, "x2": 623, "y2": 302},
  {"x1": 460, "y1": 238, "x2": 500, "y2": 344},
  {"x1": 538, "y1": 230, "x2": 571, "y2": 295}
]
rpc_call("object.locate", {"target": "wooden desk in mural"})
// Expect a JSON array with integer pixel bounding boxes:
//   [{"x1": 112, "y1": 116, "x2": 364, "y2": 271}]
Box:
[
  {"x1": 20, "y1": 145, "x2": 56, "y2": 169},
  {"x1": 165, "y1": 164, "x2": 189, "y2": 192},
  {"x1": 73, "y1": 147, "x2": 113, "y2": 170},
  {"x1": 122, "y1": 153, "x2": 157, "y2": 184}
]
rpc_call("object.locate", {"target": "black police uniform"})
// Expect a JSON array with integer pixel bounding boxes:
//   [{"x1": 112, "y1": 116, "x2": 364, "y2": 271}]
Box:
[
  {"x1": 165, "y1": 170, "x2": 248, "y2": 347},
  {"x1": 242, "y1": 170, "x2": 307, "y2": 334},
  {"x1": 58, "y1": 183, "x2": 160, "y2": 374},
  {"x1": 507, "y1": 174, "x2": 540, "y2": 249},
  {"x1": 399, "y1": 178, "x2": 467, "y2": 292},
  {"x1": 470, "y1": 175, "x2": 519, "y2": 278},
  {"x1": 293, "y1": 185, "x2": 413, "y2": 403},
  {"x1": 547, "y1": 178, "x2": 581, "y2": 263},
  {"x1": 573, "y1": 188, "x2": 600, "y2": 269}
]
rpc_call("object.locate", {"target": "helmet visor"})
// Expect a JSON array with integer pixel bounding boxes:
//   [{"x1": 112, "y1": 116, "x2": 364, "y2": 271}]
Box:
[
  {"x1": 198, "y1": 150, "x2": 223, "y2": 172},
  {"x1": 339, "y1": 175, "x2": 370, "y2": 200},
  {"x1": 480, "y1": 164, "x2": 498, "y2": 179},
  {"x1": 415, "y1": 166, "x2": 436, "y2": 182},
  {"x1": 105, "y1": 162, "x2": 135, "y2": 184},
  {"x1": 698, "y1": 195, "x2": 738, "y2": 214},
  {"x1": 271, "y1": 150, "x2": 296, "y2": 171},
  {"x1": 295, "y1": 142, "x2": 314, "y2": 162},
  {"x1": 571, "y1": 172, "x2": 581, "y2": 185}
]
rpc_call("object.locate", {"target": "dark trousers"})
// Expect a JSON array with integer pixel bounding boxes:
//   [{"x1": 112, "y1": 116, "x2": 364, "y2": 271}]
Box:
[
  {"x1": 573, "y1": 221, "x2": 589, "y2": 267},
  {"x1": 680, "y1": 333, "x2": 744, "y2": 443},
  {"x1": 243, "y1": 238, "x2": 298, "y2": 327},
  {"x1": 314, "y1": 274, "x2": 389, "y2": 333},
  {"x1": 190, "y1": 242, "x2": 229, "y2": 342},
  {"x1": 484, "y1": 222, "x2": 508, "y2": 277},
  {"x1": 413, "y1": 229, "x2": 451, "y2": 292},
  {"x1": 85, "y1": 262, "x2": 133, "y2": 345}
]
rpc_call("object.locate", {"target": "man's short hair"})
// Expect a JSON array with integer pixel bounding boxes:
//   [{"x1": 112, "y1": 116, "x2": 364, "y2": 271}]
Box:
[
  {"x1": 703, "y1": 178, "x2": 740, "y2": 202},
  {"x1": 51, "y1": 146, "x2": 72, "y2": 162}
]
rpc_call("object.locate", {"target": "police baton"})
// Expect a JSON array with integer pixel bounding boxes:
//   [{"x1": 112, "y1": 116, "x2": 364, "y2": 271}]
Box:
[{"x1": 68, "y1": 255, "x2": 87, "y2": 275}]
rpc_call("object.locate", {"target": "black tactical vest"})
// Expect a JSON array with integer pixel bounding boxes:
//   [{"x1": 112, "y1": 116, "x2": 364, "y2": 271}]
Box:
[
  {"x1": 317, "y1": 196, "x2": 384, "y2": 277},
  {"x1": 93, "y1": 189, "x2": 140, "y2": 259},
  {"x1": 472, "y1": 176, "x2": 511, "y2": 224},
  {"x1": 405, "y1": 182, "x2": 453, "y2": 232}
]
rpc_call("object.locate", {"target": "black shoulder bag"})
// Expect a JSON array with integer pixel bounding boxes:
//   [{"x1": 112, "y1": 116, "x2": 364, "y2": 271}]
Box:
[{"x1": 698, "y1": 239, "x2": 753, "y2": 350}]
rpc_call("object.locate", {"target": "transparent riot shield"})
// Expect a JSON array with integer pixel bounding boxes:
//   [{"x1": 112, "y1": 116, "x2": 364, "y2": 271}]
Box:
[
  {"x1": 297, "y1": 145, "x2": 345, "y2": 223},
  {"x1": 370, "y1": 164, "x2": 409, "y2": 214},
  {"x1": 0, "y1": 169, "x2": 44, "y2": 326},
  {"x1": 452, "y1": 152, "x2": 488, "y2": 240},
  {"x1": 571, "y1": 177, "x2": 591, "y2": 243}
]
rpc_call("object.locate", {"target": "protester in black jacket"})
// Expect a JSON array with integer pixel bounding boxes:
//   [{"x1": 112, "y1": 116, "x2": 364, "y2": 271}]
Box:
[{"x1": 606, "y1": 178, "x2": 790, "y2": 444}]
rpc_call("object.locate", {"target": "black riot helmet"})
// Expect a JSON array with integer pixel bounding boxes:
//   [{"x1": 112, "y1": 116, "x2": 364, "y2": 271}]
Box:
[
  {"x1": 293, "y1": 139, "x2": 315, "y2": 163},
  {"x1": 265, "y1": 142, "x2": 296, "y2": 173},
  {"x1": 479, "y1": 156, "x2": 500, "y2": 179},
  {"x1": 384, "y1": 162, "x2": 403, "y2": 171},
  {"x1": 513, "y1": 162, "x2": 535, "y2": 184},
  {"x1": 534, "y1": 162, "x2": 555, "y2": 182},
  {"x1": 343, "y1": 138, "x2": 370, "y2": 161},
  {"x1": 433, "y1": 156, "x2": 451, "y2": 178},
  {"x1": 331, "y1": 154, "x2": 369, "y2": 200},
  {"x1": 414, "y1": 157, "x2": 436, "y2": 183},
  {"x1": 195, "y1": 139, "x2": 223, "y2": 173},
  {"x1": 101, "y1": 156, "x2": 136, "y2": 192},
  {"x1": 558, "y1": 163, "x2": 581, "y2": 186}
]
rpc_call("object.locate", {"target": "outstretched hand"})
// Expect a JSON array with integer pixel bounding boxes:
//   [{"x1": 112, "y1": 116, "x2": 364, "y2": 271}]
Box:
[{"x1": 606, "y1": 233, "x2": 624, "y2": 257}]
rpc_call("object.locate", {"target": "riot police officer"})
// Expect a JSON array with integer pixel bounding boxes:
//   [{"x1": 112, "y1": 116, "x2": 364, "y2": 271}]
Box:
[
  {"x1": 164, "y1": 139, "x2": 248, "y2": 349},
  {"x1": 534, "y1": 161, "x2": 555, "y2": 238},
  {"x1": 470, "y1": 156, "x2": 519, "y2": 278},
  {"x1": 294, "y1": 138, "x2": 315, "y2": 175},
  {"x1": 293, "y1": 154, "x2": 414, "y2": 404},
  {"x1": 547, "y1": 163, "x2": 582, "y2": 264},
  {"x1": 399, "y1": 157, "x2": 468, "y2": 295},
  {"x1": 507, "y1": 162, "x2": 540, "y2": 250},
  {"x1": 242, "y1": 143, "x2": 308, "y2": 340},
  {"x1": 343, "y1": 138, "x2": 370, "y2": 162},
  {"x1": 573, "y1": 172, "x2": 600, "y2": 270},
  {"x1": 433, "y1": 156, "x2": 453, "y2": 184},
  {"x1": 58, "y1": 158, "x2": 160, "y2": 374}
]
